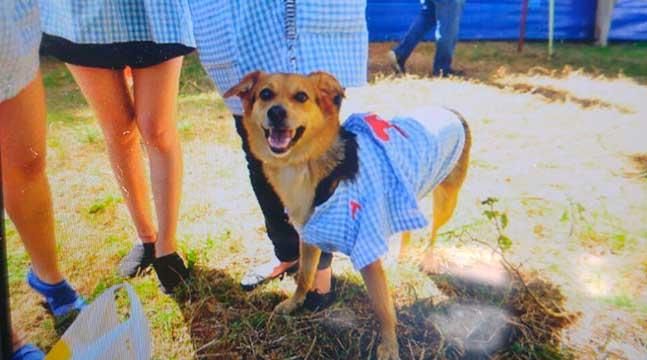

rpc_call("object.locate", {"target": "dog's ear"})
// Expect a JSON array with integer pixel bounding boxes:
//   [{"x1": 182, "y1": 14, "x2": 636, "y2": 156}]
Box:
[
  {"x1": 224, "y1": 71, "x2": 264, "y2": 101},
  {"x1": 308, "y1": 71, "x2": 345, "y2": 110}
]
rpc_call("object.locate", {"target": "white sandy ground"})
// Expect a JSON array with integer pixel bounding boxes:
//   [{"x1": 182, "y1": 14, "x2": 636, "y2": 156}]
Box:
[{"x1": 7, "y1": 71, "x2": 647, "y2": 358}]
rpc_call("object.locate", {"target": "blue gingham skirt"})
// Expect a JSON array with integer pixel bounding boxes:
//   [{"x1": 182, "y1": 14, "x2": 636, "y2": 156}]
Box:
[
  {"x1": 0, "y1": 0, "x2": 41, "y2": 101},
  {"x1": 39, "y1": 0, "x2": 196, "y2": 47},
  {"x1": 189, "y1": 0, "x2": 369, "y2": 115}
]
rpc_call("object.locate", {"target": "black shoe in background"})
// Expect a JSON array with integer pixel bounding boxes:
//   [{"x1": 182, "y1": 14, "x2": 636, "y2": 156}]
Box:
[{"x1": 118, "y1": 243, "x2": 155, "y2": 278}]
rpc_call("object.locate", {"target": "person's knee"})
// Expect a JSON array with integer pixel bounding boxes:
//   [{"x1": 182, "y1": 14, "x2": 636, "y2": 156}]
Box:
[
  {"x1": 5, "y1": 150, "x2": 47, "y2": 182},
  {"x1": 104, "y1": 120, "x2": 140, "y2": 149},
  {"x1": 138, "y1": 115, "x2": 178, "y2": 151}
]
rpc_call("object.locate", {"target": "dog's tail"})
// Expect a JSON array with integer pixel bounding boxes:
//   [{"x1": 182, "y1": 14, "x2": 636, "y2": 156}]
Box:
[{"x1": 448, "y1": 109, "x2": 472, "y2": 157}]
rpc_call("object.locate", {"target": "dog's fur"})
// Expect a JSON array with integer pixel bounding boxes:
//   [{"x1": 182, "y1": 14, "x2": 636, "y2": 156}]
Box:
[{"x1": 225, "y1": 71, "x2": 471, "y2": 360}]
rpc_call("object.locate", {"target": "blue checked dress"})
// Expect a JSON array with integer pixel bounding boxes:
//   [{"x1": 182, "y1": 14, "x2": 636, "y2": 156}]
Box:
[
  {"x1": 39, "y1": 0, "x2": 195, "y2": 46},
  {"x1": 0, "y1": 0, "x2": 41, "y2": 101},
  {"x1": 302, "y1": 108, "x2": 466, "y2": 270},
  {"x1": 189, "y1": 0, "x2": 368, "y2": 115}
]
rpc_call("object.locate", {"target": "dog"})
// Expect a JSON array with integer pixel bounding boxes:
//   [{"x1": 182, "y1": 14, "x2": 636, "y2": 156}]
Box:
[{"x1": 224, "y1": 71, "x2": 471, "y2": 360}]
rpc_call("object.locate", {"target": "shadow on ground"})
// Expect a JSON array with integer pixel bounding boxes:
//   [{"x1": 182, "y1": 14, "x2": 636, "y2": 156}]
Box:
[{"x1": 171, "y1": 263, "x2": 577, "y2": 359}]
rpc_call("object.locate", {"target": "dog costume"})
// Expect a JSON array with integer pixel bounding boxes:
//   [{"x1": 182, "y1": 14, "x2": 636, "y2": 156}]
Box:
[{"x1": 301, "y1": 107, "x2": 466, "y2": 270}]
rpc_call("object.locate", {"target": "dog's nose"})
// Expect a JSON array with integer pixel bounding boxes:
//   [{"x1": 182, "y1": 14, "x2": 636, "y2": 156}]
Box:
[{"x1": 267, "y1": 105, "x2": 287, "y2": 127}]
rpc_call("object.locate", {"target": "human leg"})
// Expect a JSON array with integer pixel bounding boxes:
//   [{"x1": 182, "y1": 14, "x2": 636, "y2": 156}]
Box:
[
  {"x1": 233, "y1": 115, "x2": 333, "y2": 292},
  {"x1": 0, "y1": 73, "x2": 61, "y2": 285},
  {"x1": 392, "y1": 0, "x2": 436, "y2": 67},
  {"x1": 131, "y1": 57, "x2": 187, "y2": 292},
  {"x1": 66, "y1": 64, "x2": 158, "y2": 277},
  {"x1": 0, "y1": 73, "x2": 84, "y2": 318},
  {"x1": 432, "y1": 0, "x2": 465, "y2": 76}
]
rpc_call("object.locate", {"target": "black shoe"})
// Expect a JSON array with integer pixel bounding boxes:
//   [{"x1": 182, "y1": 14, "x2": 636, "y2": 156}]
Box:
[
  {"x1": 387, "y1": 50, "x2": 406, "y2": 74},
  {"x1": 303, "y1": 277, "x2": 337, "y2": 312},
  {"x1": 153, "y1": 252, "x2": 190, "y2": 294},
  {"x1": 118, "y1": 243, "x2": 155, "y2": 278}
]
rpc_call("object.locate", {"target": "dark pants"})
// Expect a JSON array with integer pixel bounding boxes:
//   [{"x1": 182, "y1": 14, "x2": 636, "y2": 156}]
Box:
[
  {"x1": 233, "y1": 116, "x2": 332, "y2": 270},
  {"x1": 393, "y1": 0, "x2": 465, "y2": 75}
]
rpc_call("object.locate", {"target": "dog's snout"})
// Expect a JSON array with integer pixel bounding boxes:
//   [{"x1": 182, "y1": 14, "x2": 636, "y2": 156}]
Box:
[{"x1": 267, "y1": 105, "x2": 287, "y2": 127}]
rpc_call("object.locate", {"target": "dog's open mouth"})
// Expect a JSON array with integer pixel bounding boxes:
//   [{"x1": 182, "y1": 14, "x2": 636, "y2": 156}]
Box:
[{"x1": 264, "y1": 126, "x2": 305, "y2": 154}]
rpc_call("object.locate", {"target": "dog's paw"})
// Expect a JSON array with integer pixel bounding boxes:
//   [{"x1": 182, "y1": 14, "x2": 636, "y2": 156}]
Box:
[
  {"x1": 274, "y1": 298, "x2": 299, "y2": 314},
  {"x1": 377, "y1": 340, "x2": 400, "y2": 360}
]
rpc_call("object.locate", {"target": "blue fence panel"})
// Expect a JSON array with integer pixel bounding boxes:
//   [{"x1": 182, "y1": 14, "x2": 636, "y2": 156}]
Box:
[
  {"x1": 610, "y1": 0, "x2": 647, "y2": 40},
  {"x1": 366, "y1": 0, "x2": 647, "y2": 41}
]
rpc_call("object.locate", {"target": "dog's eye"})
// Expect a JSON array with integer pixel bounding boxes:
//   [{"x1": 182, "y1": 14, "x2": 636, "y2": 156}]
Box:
[
  {"x1": 294, "y1": 91, "x2": 308, "y2": 103},
  {"x1": 259, "y1": 88, "x2": 274, "y2": 101}
]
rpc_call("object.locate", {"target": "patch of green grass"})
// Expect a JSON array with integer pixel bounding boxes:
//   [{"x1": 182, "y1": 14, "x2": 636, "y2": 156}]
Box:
[
  {"x1": 176, "y1": 120, "x2": 194, "y2": 139},
  {"x1": 421, "y1": 41, "x2": 647, "y2": 83},
  {"x1": 7, "y1": 249, "x2": 29, "y2": 287},
  {"x1": 4, "y1": 219, "x2": 17, "y2": 238},
  {"x1": 42, "y1": 64, "x2": 75, "y2": 88},
  {"x1": 90, "y1": 274, "x2": 124, "y2": 299},
  {"x1": 87, "y1": 194, "x2": 122, "y2": 215},
  {"x1": 47, "y1": 110, "x2": 79, "y2": 124},
  {"x1": 601, "y1": 294, "x2": 647, "y2": 314},
  {"x1": 79, "y1": 125, "x2": 102, "y2": 145},
  {"x1": 551, "y1": 42, "x2": 647, "y2": 80},
  {"x1": 179, "y1": 54, "x2": 214, "y2": 93},
  {"x1": 150, "y1": 303, "x2": 184, "y2": 333},
  {"x1": 508, "y1": 342, "x2": 570, "y2": 360}
]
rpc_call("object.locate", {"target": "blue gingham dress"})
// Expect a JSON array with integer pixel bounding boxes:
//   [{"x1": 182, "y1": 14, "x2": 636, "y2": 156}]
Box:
[
  {"x1": 39, "y1": 0, "x2": 195, "y2": 46},
  {"x1": 0, "y1": 0, "x2": 41, "y2": 101},
  {"x1": 302, "y1": 108, "x2": 466, "y2": 270},
  {"x1": 189, "y1": 0, "x2": 368, "y2": 115}
]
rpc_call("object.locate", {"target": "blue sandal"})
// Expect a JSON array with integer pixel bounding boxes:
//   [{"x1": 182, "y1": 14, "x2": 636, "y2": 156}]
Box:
[
  {"x1": 27, "y1": 269, "x2": 86, "y2": 320},
  {"x1": 11, "y1": 344, "x2": 45, "y2": 360}
]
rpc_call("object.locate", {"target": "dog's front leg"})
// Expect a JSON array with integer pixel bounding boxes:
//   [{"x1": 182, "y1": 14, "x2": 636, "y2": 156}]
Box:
[
  {"x1": 274, "y1": 241, "x2": 321, "y2": 314},
  {"x1": 360, "y1": 260, "x2": 400, "y2": 360}
]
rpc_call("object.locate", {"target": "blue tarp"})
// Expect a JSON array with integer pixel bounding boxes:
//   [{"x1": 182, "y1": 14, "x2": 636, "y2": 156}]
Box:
[{"x1": 367, "y1": 0, "x2": 647, "y2": 41}]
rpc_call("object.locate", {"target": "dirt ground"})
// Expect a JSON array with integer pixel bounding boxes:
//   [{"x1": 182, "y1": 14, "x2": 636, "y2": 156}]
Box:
[
  {"x1": 366, "y1": 43, "x2": 647, "y2": 359},
  {"x1": 7, "y1": 42, "x2": 647, "y2": 358}
]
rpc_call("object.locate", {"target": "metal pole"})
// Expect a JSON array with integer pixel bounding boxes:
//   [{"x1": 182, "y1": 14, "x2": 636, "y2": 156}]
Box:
[
  {"x1": 548, "y1": 0, "x2": 555, "y2": 57},
  {"x1": 518, "y1": 0, "x2": 529, "y2": 52},
  {"x1": 0, "y1": 151, "x2": 13, "y2": 359}
]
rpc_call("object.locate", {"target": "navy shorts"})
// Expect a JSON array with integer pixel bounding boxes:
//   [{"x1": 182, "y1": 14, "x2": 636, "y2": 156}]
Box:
[{"x1": 40, "y1": 33, "x2": 195, "y2": 70}]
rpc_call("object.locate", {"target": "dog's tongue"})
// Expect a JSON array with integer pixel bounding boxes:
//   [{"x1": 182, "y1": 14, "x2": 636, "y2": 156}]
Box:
[{"x1": 268, "y1": 128, "x2": 293, "y2": 150}]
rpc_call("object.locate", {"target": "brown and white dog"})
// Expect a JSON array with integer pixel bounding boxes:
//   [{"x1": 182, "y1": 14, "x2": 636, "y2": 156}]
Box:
[{"x1": 225, "y1": 71, "x2": 471, "y2": 360}]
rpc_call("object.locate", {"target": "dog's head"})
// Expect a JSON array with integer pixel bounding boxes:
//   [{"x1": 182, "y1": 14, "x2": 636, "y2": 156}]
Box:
[{"x1": 224, "y1": 71, "x2": 344, "y2": 165}]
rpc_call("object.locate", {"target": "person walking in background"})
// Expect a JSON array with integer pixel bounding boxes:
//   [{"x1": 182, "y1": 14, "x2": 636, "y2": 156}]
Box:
[
  {"x1": 388, "y1": 0, "x2": 466, "y2": 76},
  {"x1": 189, "y1": 0, "x2": 368, "y2": 310},
  {"x1": 39, "y1": 0, "x2": 196, "y2": 293},
  {"x1": 595, "y1": 0, "x2": 616, "y2": 47},
  {"x1": 1, "y1": 1, "x2": 85, "y2": 358}
]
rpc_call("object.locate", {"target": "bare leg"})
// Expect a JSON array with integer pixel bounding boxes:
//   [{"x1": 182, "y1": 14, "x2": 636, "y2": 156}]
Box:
[
  {"x1": 313, "y1": 267, "x2": 332, "y2": 293},
  {"x1": 360, "y1": 260, "x2": 399, "y2": 360},
  {"x1": 0, "y1": 73, "x2": 62, "y2": 284},
  {"x1": 66, "y1": 65, "x2": 157, "y2": 244},
  {"x1": 131, "y1": 57, "x2": 184, "y2": 257}
]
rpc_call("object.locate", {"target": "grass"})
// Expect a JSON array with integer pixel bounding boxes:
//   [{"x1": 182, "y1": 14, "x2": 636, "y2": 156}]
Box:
[
  {"x1": 7, "y1": 42, "x2": 647, "y2": 359},
  {"x1": 370, "y1": 41, "x2": 647, "y2": 83}
]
